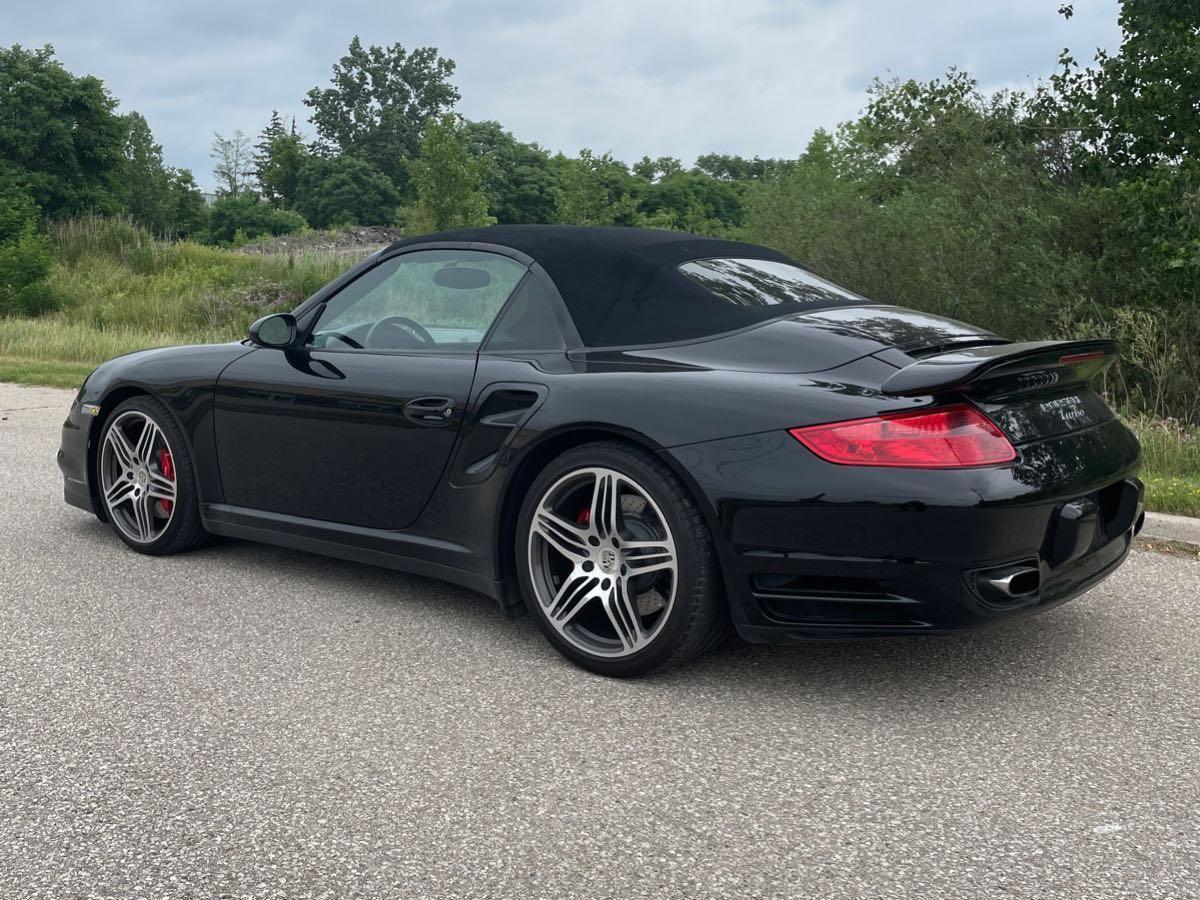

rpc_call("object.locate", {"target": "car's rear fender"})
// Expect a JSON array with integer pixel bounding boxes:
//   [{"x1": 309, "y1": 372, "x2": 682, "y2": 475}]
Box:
[
  {"x1": 665, "y1": 415, "x2": 1142, "y2": 637},
  {"x1": 490, "y1": 420, "x2": 734, "y2": 617}
]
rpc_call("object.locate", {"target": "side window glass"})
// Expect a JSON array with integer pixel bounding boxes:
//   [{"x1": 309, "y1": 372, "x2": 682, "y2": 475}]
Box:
[
  {"x1": 307, "y1": 249, "x2": 527, "y2": 352},
  {"x1": 482, "y1": 273, "x2": 567, "y2": 352}
]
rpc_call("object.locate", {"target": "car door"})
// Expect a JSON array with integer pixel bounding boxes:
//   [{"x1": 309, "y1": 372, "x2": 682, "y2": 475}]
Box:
[{"x1": 213, "y1": 247, "x2": 530, "y2": 531}]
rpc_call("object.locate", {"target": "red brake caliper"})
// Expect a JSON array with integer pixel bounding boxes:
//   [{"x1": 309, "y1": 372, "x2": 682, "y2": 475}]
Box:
[
  {"x1": 158, "y1": 448, "x2": 175, "y2": 514},
  {"x1": 576, "y1": 508, "x2": 590, "y2": 526}
]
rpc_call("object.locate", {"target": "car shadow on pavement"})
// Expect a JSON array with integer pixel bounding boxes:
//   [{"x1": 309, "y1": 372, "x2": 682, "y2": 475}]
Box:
[
  {"x1": 670, "y1": 605, "x2": 1102, "y2": 711},
  {"x1": 63, "y1": 515, "x2": 1105, "y2": 707}
]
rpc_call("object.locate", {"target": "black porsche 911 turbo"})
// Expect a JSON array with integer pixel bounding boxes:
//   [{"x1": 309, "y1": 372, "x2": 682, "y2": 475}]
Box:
[{"x1": 58, "y1": 225, "x2": 1143, "y2": 676}]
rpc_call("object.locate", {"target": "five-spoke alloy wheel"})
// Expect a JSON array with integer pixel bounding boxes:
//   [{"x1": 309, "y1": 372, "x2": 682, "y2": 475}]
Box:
[
  {"x1": 518, "y1": 441, "x2": 726, "y2": 676},
  {"x1": 97, "y1": 396, "x2": 209, "y2": 555},
  {"x1": 100, "y1": 410, "x2": 178, "y2": 544},
  {"x1": 528, "y1": 465, "x2": 678, "y2": 658}
]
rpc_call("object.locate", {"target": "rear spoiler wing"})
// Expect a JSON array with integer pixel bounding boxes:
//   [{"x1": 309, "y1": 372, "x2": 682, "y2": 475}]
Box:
[{"x1": 881, "y1": 339, "x2": 1119, "y2": 397}]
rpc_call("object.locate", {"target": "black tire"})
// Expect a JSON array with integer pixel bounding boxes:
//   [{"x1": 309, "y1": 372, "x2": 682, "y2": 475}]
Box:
[
  {"x1": 97, "y1": 395, "x2": 210, "y2": 556},
  {"x1": 516, "y1": 440, "x2": 727, "y2": 677}
]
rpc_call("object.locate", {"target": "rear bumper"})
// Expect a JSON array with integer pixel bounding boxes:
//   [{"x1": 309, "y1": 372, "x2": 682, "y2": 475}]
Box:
[
  {"x1": 733, "y1": 518, "x2": 1137, "y2": 643},
  {"x1": 666, "y1": 417, "x2": 1143, "y2": 643}
]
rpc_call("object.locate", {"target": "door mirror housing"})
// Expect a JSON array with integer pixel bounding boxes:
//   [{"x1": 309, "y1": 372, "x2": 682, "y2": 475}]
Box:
[{"x1": 248, "y1": 314, "x2": 297, "y2": 348}]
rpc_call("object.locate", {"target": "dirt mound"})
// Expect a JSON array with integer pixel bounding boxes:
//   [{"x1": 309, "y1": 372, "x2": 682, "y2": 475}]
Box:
[{"x1": 237, "y1": 226, "x2": 406, "y2": 256}]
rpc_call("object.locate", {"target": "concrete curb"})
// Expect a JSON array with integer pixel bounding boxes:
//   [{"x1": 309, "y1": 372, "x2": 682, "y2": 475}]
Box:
[{"x1": 1140, "y1": 511, "x2": 1200, "y2": 549}]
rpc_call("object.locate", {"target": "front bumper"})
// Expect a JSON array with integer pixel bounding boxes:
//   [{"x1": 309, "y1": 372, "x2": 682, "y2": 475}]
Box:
[
  {"x1": 666, "y1": 416, "x2": 1143, "y2": 642},
  {"x1": 58, "y1": 396, "x2": 99, "y2": 516}
]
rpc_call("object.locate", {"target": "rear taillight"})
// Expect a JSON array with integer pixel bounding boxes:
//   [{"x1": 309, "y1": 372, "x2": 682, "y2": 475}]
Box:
[{"x1": 789, "y1": 404, "x2": 1016, "y2": 468}]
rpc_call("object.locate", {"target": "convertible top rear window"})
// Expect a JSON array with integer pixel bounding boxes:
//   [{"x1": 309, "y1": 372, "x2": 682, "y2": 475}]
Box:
[
  {"x1": 679, "y1": 258, "x2": 869, "y2": 310},
  {"x1": 579, "y1": 254, "x2": 873, "y2": 348}
]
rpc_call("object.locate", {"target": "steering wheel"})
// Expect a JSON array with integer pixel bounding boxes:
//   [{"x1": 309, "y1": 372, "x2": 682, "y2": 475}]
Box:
[
  {"x1": 364, "y1": 316, "x2": 436, "y2": 350},
  {"x1": 322, "y1": 331, "x2": 363, "y2": 349}
]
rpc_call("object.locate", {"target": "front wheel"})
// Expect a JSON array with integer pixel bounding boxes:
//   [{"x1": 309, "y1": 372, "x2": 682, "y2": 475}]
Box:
[
  {"x1": 516, "y1": 441, "x2": 727, "y2": 677},
  {"x1": 97, "y1": 396, "x2": 209, "y2": 555}
]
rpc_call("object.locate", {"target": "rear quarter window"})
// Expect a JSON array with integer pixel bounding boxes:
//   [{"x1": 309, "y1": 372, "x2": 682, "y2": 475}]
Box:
[{"x1": 482, "y1": 274, "x2": 567, "y2": 352}]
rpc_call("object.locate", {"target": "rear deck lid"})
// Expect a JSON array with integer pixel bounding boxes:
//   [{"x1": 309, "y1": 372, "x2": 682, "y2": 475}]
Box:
[
  {"x1": 797, "y1": 305, "x2": 1004, "y2": 355},
  {"x1": 622, "y1": 305, "x2": 1002, "y2": 374}
]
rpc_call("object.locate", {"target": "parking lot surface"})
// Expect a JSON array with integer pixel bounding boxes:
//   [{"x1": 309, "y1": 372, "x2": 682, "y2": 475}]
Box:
[{"x1": 1, "y1": 383, "x2": 1197, "y2": 898}]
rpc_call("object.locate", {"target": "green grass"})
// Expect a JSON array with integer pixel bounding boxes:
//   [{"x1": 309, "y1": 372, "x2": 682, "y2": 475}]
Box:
[
  {"x1": 1127, "y1": 415, "x2": 1200, "y2": 517},
  {"x1": 3, "y1": 216, "x2": 1199, "y2": 518},
  {"x1": 0, "y1": 356, "x2": 96, "y2": 388}
]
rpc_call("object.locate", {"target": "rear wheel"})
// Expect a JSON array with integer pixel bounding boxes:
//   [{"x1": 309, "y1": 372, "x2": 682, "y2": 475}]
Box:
[
  {"x1": 517, "y1": 441, "x2": 726, "y2": 676},
  {"x1": 97, "y1": 396, "x2": 208, "y2": 555}
]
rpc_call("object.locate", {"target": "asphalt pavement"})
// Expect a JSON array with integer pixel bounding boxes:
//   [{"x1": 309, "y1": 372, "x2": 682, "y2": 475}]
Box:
[{"x1": 1, "y1": 382, "x2": 1198, "y2": 899}]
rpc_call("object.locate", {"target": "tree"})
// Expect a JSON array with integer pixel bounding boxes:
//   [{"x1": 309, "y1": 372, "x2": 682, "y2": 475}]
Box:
[
  {"x1": 403, "y1": 114, "x2": 493, "y2": 232},
  {"x1": 252, "y1": 112, "x2": 308, "y2": 208},
  {"x1": 639, "y1": 171, "x2": 745, "y2": 235},
  {"x1": 258, "y1": 133, "x2": 308, "y2": 209},
  {"x1": 632, "y1": 156, "x2": 684, "y2": 182},
  {"x1": 122, "y1": 112, "x2": 173, "y2": 233},
  {"x1": 211, "y1": 130, "x2": 255, "y2": 197},
  {"x1": 0, "y1": 44, "x2": 126, "y2": 218},
  {"x1": 842, "y1": 71, "x2": 1034, "y2": 196},
  {"x1": 293, "y1": 156, "x2": 401, "y2": 228},
  {"x1": 254, "y1": 111, "x2": 287, "y2": 176},
  {"x1": 166, "y1": 169, "x2": 209, "y2": 238},
  {"x1": 1048, "y1": 0, "x2": 1200, "y2": 174},
  {"x1": 121, "y1": 113, "x2": 208, "y2": 236},
  {"x1": 694, "y1": 153, "x2": 791, "y2": 182},
  {"x1": 462, "y1": 120, "x2": 558, "y2": 224},
  {"x1": 304, "y1": 37, "x2": 459, "y2": 185},
  {"x1": 554, "y1": 150, "x2": 639, "y2": 226},
  {"x1": 1042, "y1": 0, "x2": 1200, "y2": 418}
]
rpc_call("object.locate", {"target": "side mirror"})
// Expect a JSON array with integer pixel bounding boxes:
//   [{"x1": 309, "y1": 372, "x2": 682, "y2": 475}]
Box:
[{"x1": 248, "y1": 313, "x2": 297, "y2": 348}]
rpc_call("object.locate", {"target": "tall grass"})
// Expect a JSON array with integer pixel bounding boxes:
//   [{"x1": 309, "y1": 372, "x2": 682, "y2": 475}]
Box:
[
  {"x1": 0, "y1": 216, "x2": 369, "y2": 386},
  {"x1": 1126, "y1": 415, "x2": 1200, "y2": 517},
  {"x1": 46, "y1": 216, "x2": 358, "y2": 333}
]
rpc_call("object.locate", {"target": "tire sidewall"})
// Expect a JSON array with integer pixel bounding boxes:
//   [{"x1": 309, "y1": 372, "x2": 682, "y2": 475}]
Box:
[{"x1": 516, "y1": 443, "x2": 709, "y2": 676}]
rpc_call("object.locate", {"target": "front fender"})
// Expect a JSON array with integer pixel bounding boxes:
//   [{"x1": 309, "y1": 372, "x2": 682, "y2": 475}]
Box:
[{"x1": 75, "y1": 343, "x2": 256, "y2": 508}]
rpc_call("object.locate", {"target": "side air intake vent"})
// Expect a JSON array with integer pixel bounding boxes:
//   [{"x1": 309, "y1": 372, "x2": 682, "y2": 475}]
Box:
[
  {"x1": 752, "y1": 574, "x2": 888, "y2": 600},
  {"x1": 751, "y1": 574, "x2": 924, "y2": 628}
]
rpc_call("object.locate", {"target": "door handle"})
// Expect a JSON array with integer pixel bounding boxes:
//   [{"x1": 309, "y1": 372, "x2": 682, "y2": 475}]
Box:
[{"x1": 404, "y1": 396, "x2": 455, "y2": 426}]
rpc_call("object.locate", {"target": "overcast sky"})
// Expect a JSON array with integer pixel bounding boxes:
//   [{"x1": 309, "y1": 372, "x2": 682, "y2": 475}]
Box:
[{"x1": 12, "y1": 0, "x2": 1120, "y2": 190}]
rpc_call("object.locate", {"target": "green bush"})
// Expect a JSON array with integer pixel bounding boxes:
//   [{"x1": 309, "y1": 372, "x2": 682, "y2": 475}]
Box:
[
  {"x1": 0, "y1": 184, "x2": 57, "y2": 316},
  {"x1": 205, "y1": 194, "x2": 307, "y2": 246},
  {"x1": 0, "y1": 228, "x2": 55, "y2": 315},
  {"x1": 0, "y1": 184, "x2": 39, "y2": 244}
]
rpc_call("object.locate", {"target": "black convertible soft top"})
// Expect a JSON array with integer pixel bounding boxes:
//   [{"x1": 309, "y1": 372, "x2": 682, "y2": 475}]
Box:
[{"x1": 388, "y1": 225, "x2": 867, "y2": 348}]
